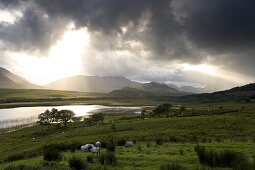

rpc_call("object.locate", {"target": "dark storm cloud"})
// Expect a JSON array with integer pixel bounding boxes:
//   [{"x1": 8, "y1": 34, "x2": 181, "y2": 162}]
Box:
[
  {"x1": 178, "y1": 0, "x2": 255, "y2": 52},
  {"x1": 0, "y1": 0, "x2": 255, "y2": 83}
]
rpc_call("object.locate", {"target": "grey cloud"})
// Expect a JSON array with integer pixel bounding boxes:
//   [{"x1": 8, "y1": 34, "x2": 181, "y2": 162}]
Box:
[{"x1": 0, "y1": 0, "x2": 255, "y2": 86}]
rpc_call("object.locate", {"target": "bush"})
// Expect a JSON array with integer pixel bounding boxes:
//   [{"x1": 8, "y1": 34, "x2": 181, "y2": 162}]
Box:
[
  {"x1": 146, "y1": 142, "x2": 151, "y2": 148},
  {"x1": 156, "y1": 138, "x2": 164, "y2": 145},
  {"x1": 4, "y1": 165, "x2": 39, "y2": 170},
  {"x1": 87, "y1": 155, "x2": 93, "y2": 163},
  {"x1": 5, "y1": 153, "x2": 24, "y2": 162},
  {"x1": 106, "y1": 143, "x2": 115, "y2": 152},
  {"x1": 43, "y1": 149, "x2": 62, "y2": 161},
  {"x1": 99, "y1": 152, "x2": 117, "y2": 166},
  {"x1": 116, "y1": 138, "x2": 126, "y2": 146},
  {"x1": 111, "y1": 124, "x2": 116, "y2": 131},
  {"x1": 69, "y1": 156, "x2": 88, "y2": 170},
  {"x1": 194, "y1": 145, "x2": 252, "y2": 168},
  {"x1": 137, "y1": 145, "x2": 142, "y2": 151},
  {"x1": 179, "y1": 149, "x2": 184, "y2": 155},
  {"x1": 4, "y1": 149, "x2": 42, "y2": 162},
  {"x1": 160, "y1": 163, "x2": 187, "y2": 170}
]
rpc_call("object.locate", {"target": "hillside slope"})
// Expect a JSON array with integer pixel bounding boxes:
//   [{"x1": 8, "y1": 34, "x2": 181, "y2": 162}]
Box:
[
  {"x1": 46, "y1": 75, "x2": 142, "y2": 93},
  {"x1": 0, "y1": 67, "x2": 40, "y2": 89},
  {"x1": 111, "y1": 82, "x2": 183, "y2": 96}
]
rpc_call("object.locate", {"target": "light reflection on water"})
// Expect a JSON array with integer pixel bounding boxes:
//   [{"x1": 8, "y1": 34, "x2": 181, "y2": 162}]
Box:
[{"x1": 0, "y1": 105, "x2": 150, "y2": 129}]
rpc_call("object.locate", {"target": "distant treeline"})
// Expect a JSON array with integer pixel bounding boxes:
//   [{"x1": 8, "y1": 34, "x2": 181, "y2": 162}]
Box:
[{"x1": 0, "y1": 97, "x2": 112, "y2": 104}]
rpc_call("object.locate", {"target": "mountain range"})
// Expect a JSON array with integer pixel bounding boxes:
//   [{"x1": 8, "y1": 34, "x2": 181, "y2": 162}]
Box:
[
  {"x1": 45, "y1": 75, "x2": 142, "y2": 93},
  {"x1": 0, "y1": 66, "x2": 248, "y2": 95},
  {"x1": 110, "y1": 82, "x2": 184, "y2": 96}
]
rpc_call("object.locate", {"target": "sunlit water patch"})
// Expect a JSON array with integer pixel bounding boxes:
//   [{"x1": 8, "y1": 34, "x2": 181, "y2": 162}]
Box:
[{"x1": 0, "y1": 105, "x2": 151, "y2": 132}]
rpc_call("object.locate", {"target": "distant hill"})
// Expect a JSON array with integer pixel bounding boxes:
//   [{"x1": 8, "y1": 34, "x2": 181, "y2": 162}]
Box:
[
  {"x1": 46, "y1": 75, "x2": 142, "y2": 93},
  {"x1": 0, "y1": 67, "x2": 40, "y2": 89},
  {"x1": 181, "y1": 82, "x2": 255, "y2": 103},
  {"x1": 110, "y1": 82, "x2": 183, "y2": 97},
  {"x1": 167, "y1": 83, "x2": 227, "y2": 93},
  {"x1": 215, "y1": 83, "x2": 255, "y2": 94}
]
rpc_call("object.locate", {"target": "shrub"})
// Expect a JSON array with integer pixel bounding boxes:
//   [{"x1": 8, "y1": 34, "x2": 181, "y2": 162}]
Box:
[
  {"x1": 179, "y1": 149, "x2": 184, "y2": 155},
  {"x1": 101, "y1": 141, "x2": 107, "y2": 148},
  {"x1": 106, "y1": 143, "x2": 115, "y2": 152},
  {"x1": 4, "y1": 165, "x2": 39, "y2": 170},
  {"x1": 99, "y1": 152, "x2": 117, "y2": 166},
  {"x1": 4, "y1": 149, "x2": 42, "y2": 162},
  {"x1": 169, "y1": 136, "x2": 178, "y2": 143},
  {"x1": 160, "y1": 163, "x2": 187, "y2": 170},
  {"x1": 69, "y1": 156, "x2": 88, "y2": 170},
  {"x1": 87, "y1": 155, "x2": 93, "y2": 163},
  {"x1": 156, "y1": 138, "x2": 164, "y2": 145},
  {"x1": 116, "y1": 138, "x2": 126, "y2": 146},
  {"x1": 5, "y1": 152, "x2": 24, "y2": 162},
  {"x1": 137, "y1": 145, "x2": 142, "y2": 151},
  {"x1": 111, "y1": 124, "x2": 116, "y2": 131},
  {"x1": 90, "y1": 113, "x2": 105, "y2": 123},
  {"x1": 146, "y1": 142, "x2": 151, "y2": 148},
  {"x1": 43, "y1": 149, "x2": 62, "y2": 161},
  {"x1": 194, "y1": 145, "x2": 251, "y2": 168}
]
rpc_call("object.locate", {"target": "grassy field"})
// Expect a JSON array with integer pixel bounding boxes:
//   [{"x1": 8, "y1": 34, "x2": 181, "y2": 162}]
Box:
[
  {"x1": 0, "y1": 89, "x2": 181, "y2": 108},
  {"x1": 1, "y1": 101, "x2": 255, "y2": 169}
]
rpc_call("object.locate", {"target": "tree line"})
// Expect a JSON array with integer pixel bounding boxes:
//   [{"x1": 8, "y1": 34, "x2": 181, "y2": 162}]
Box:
[{"x1": 38, "y1": 108, "x2": 105, "y2": 127}]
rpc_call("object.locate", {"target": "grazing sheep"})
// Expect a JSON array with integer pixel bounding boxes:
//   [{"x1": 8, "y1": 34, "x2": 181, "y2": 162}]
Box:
[
  {"x1": 125, "y1": 141, "x2": 134, "y2": 147},
  {"x1": 81, "y1": 144, "x2": 95, "y2": 151},
  {"x1": 90, "y1": 147, "x2": 100, "y2": 155},
  {"x1": 95, "y1": 141, "x2": 100, "y2": 146}
]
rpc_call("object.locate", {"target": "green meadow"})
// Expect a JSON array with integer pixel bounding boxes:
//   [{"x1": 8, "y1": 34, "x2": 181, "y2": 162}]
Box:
[{"x1": 1, "y1": 100, "x2": 255, "y2": 169}]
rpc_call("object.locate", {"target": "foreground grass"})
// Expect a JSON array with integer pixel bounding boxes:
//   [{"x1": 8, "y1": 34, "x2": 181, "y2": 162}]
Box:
[
  {"x1": 1, "y1": 141, "x2": 255, "y2": 170},
  {"x1": 1, "y1": 102, "x2": 255, "y2": 169}
]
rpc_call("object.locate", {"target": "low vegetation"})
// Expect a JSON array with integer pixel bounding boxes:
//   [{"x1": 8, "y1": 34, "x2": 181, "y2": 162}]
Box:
[{"x1": 1, "y1": 100, "x2": 255, "y2": 169}]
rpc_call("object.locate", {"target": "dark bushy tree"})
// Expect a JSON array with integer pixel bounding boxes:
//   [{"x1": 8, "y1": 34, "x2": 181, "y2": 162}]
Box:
[
  {"x1": 152, "y1": 103, "x2": 172, "y2": 117},
  {"x1": 58, "y1": 110, "x2": 75, "y2": 127},
  {"x1": 38, "y1": 109, "x2": 51, "y2": 126},
  {"x1": 90, "y1": 113, "x2": 105, "y2": 123},
  {"x1": 38, "y1": 108, "x2": 75, "y2": 127}
]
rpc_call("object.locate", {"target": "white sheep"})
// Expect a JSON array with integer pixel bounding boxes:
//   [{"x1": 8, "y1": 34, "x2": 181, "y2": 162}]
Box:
[
  {"x1": 81, "y1": 144, "x2": 95, "y2": 151},
  {"x1": 95, "y1": 141, "x2": 100, "y2": 146},
  {"x1": 90, "y1": 147, "x2": 100, "y2": 155},
  {"x1": 125, "y1": 141, "x2": 133, "y2": 147}
]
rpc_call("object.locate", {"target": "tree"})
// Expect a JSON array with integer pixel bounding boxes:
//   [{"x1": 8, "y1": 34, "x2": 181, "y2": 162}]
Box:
[
  {"x1": 141, "y1": 110, "x2": 147, "y2": 117},
  {"x1": 38, "y1": 109, "x2": 51, "y2": 126},
  {"x1": 58, "y1": 110, "x2": 75, "y2": 127},
  {"x1": 72, "y1": 116, "x2": 83, "y2": 123},
  {"x1": 180, "y1": 106, "x2": 186, "y2": 112},
  {"x1": 90, "y1": 113, "x2": 105, "y2": 123},
  {"x1": 50, "y1": 108, "x2": 59, "y2": 123},
  {"x1": 152, "y1": 103, "x2": 172, "y2": 117},
  {"x1": 84, "y1": 118, "x2": 93, "y2": 126}
]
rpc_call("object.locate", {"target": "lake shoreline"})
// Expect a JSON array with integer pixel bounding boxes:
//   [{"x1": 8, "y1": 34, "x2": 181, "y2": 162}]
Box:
[{"x1": 0, "y1": 100, "x2": 157, "y2": 109}]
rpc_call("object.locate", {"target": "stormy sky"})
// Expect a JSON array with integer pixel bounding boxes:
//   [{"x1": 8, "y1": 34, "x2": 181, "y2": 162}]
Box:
[{"x1": 0, "y1": 0, "x2": 255, "y2": 89}]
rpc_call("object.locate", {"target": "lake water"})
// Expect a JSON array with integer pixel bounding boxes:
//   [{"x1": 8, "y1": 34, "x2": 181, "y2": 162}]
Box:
[{"x1": 0, "y1": 105, "x2": 150, "y2": 129}]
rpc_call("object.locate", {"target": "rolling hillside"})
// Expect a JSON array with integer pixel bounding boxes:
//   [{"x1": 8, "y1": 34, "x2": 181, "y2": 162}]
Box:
[
  {"x1": 46, "y1": 75, "x2": 142, "y2": 93},
  {"x1": 0, "y1": 67, "x2": 40, "y2": 89},
  {"x1": 110, "y1": 82, "x2": 184, "y2": 96}
]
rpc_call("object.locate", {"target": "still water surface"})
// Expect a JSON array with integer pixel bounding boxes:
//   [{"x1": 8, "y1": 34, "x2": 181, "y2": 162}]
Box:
[{"x1": 0, "y1": 105, "x2": 148, "y2": 129}]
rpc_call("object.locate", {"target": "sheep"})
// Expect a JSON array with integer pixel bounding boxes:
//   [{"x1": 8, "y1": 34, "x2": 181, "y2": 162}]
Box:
[
  {"x1": 125, "y1": 141, "x2": 133, "y2": 147},
  {"x1": 90, "y1": 147, "x2": 100, "y2": 155},
  {"x1": 95, "y1": 141, "x2": 100, "y2": 146},
  {"x1": 81, "y1": 144, "x2": 95, "y2": 151}
]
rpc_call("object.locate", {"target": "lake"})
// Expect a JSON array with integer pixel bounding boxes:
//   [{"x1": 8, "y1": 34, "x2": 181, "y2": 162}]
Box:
[{"x1": 0, "y1": 105, "x2": 151, "y2": 130}]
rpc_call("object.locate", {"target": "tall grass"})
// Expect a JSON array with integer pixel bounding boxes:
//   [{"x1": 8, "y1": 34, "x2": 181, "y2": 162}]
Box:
[
  {"x1": 194, "y1": 145, "x2": 252, "y2": 169},
  {"x1": 160, "y1": 163, "x2": 187, "y2": 170},
  {"x1": 69, "y1": 156, "x2": 88, "y2": 170},
  {"x1": 99, "y1": 152, "x2": 117, "y2": 166}
]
